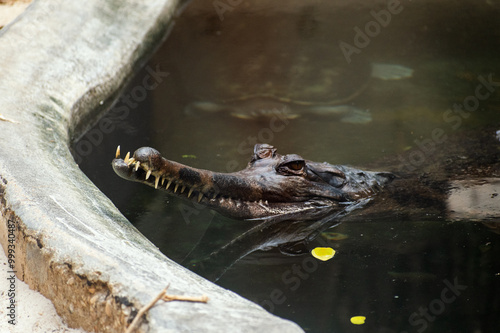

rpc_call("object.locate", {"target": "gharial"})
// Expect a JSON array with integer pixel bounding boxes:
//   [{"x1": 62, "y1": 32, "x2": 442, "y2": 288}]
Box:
[{"x1": 112, "y1": 143, "x2": 393, "y2": 220}]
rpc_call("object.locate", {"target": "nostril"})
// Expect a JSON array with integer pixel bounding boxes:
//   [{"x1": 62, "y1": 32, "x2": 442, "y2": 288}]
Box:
[
  {"x1": 133, "y1": 147, "x2": 160, "y2": 161},
  {"x1": 133, "y1": 147, "x2": 163, "y2": 169}
]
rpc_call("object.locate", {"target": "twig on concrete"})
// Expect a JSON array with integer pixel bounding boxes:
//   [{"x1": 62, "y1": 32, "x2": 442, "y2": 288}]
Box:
[
  {"x1": 125, "y1": 285, "x2": 168, "y2": 333},
  {"x1": 163, "y1": 293, "x2": 209, "y2": 303},
  {"x1": 125, "y1": 284, "x2": 209, "y2": 333},
  {"x1": 0, "y1": 114, "x2": 18, "y2": 123}
]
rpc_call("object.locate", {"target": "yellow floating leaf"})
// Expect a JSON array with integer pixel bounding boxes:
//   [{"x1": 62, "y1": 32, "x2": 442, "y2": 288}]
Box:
[
  {"x1": 311, "y1": 247, "x2": 335, "y2": 261},
  {"x1": 350, "y1": 316, "x2": 366, "y2": 325}
]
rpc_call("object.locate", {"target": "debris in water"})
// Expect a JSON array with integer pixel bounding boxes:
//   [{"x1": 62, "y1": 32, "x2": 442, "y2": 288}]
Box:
[
  {"x1": 321, "y1": 232, "x2": 349, "y2": 241},
  {"x1": 350, "y1": 316, "x2": 366, "y2": 325},
  {"x1": 311, "y1": 247, "x2": 335, "y2": 261}
]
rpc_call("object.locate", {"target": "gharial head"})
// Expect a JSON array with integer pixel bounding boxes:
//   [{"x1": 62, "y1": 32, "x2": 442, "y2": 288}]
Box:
[{"x1": 112, "y1": 143, "x2": 394, "y2": 220}]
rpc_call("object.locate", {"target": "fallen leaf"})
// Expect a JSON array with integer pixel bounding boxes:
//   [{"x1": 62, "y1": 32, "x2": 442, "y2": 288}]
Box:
[
  {"x1": 350, "y1": 316, "x2": 366, "y2": 325},
  {"x1": 311, "y1": 247, "x2": 335, "y2": 261}
]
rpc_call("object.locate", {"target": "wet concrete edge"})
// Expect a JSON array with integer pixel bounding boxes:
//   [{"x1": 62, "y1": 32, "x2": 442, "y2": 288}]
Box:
[{"x1": 0, "y1": 0, "x2": 304, "y2": 332}]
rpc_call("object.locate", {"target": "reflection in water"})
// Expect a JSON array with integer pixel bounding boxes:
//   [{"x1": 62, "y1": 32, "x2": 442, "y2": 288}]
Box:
[
  {"x1": 183, "y1": 206, "x2": 347, "y2": 282},
  {"x1": 74, "y1": 0, "x2": 500, "y2": 332}
]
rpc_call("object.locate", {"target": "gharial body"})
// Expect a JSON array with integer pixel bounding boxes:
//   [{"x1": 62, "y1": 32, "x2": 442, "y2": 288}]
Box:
[{"x1": 112, "y1": 128, "x2": 500, "y2": 222}]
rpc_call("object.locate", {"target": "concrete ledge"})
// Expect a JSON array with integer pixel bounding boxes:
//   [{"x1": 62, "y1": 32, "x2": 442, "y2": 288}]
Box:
[{"x1": 0, "y1": 0, "x2": 303, "y2": 332}]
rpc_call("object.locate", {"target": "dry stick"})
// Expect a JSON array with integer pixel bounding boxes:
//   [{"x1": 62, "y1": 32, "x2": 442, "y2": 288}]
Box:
[
  {"x1": 163, "y1": 293, "x2": 209, "y2": 303},
  {"x1": 125, "y1": 284, "x2": 209, "y2": 333},
  {"x1": 124, "y1": 285, "x2": 168, "y2": 333},
  {"x1": 0, "y1": 114, "x2": 18, "y2": 123}
]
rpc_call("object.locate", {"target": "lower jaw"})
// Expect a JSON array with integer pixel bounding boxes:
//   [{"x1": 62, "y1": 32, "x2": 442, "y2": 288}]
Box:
[
  {"x1": 135, "y1": 175, "x2": 341, "y2": 220},
  {"x1": 204, "y1": 198, "x2": 341, "y2": 221}
]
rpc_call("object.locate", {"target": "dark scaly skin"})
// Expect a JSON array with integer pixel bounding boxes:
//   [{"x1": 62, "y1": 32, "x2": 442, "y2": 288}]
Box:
[{"x1": 112, "y1": 143, "x2": 393, "y2": 220}]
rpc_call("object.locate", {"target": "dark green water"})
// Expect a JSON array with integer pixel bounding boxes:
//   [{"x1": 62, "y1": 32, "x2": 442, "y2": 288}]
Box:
[{"x1": 73, "y1": 1, "x2": 500, "y2": 332}]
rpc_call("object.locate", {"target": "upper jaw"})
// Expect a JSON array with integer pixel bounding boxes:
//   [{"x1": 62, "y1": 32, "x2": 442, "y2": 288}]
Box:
[{"x1": 112, "y1": 147, "x2": 214, "y2": 203}]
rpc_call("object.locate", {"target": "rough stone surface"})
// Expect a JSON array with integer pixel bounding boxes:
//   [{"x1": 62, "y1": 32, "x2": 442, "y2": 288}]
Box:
[{"x1": 0, "y1": 0, "x2": 303, "y2": 332}]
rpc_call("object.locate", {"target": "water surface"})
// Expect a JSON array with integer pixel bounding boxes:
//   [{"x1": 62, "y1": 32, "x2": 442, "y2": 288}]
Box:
[{"x1": 73, "y1": 1, "x2": 500, "y2": 332}]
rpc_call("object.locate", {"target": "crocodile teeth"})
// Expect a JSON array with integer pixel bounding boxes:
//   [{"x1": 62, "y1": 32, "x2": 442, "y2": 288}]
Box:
[
  {"x1": 124, "y1": 151, "x2": 130, "y2": 164},
  {"x1": 198, "y1": 193, "x2": 203, "y2": 203},
  {"x1": 154, "y1": 176, "x2": 159, "y2": 189},
  {"x1": 174, "y1": 184, "x2": 179, "y2": 193},
  {"x1": 127, "y1": 157, "x2": 136, "y2": 166},
  {"x1": 145, "y1": 170, "x2": 152, "y2": 180},
  {"x1": 134, "y1": 161, "x2": 141, "y2": 171},
  {"x1": 166, "y1": 180, "x2": 172, "y2": 190},
  {"x1": 181, "y1": 186, "x2": 186, "y2": 193},
  {"x1": 161, "y1": 177, "x2": 165, "y2": 185},
  {"x1": 188, "y1": 188, "x2": 194, "y2": 198},
  {"x1": 115, "y1": 145, "x2": 121, "y2": 158}
]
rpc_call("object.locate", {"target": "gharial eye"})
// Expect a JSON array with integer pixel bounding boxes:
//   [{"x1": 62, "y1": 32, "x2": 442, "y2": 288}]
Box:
[
  {"x1": 286, "y1": 160, "x2": 305, "y2": 171},
  {"x1": 277, "y1": 155, "x2": 306, "y2": 175}
]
